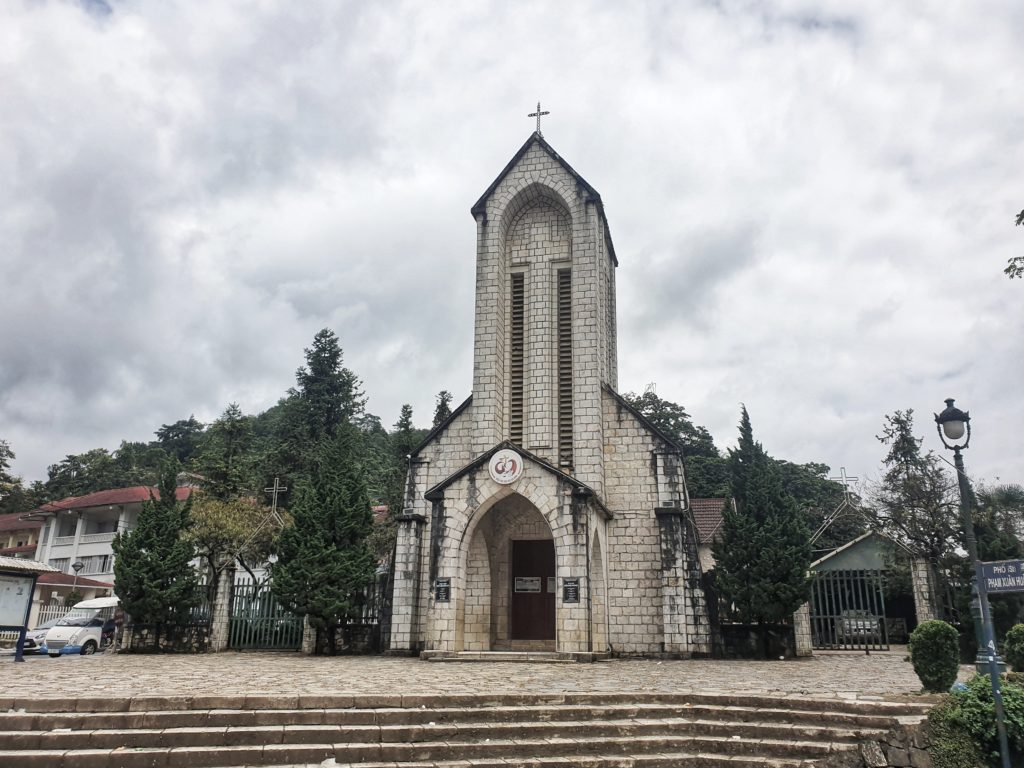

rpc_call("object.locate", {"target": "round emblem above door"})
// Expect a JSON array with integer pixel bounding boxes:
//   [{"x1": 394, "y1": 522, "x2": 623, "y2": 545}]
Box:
[{"x1": 488, "y1": 449, "x2": 524, "y2": 485}]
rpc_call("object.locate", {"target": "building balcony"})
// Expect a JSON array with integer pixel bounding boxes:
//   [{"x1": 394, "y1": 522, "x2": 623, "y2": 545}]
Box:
[
  {"x1": 79, "y1": 532, "x2": 115, "y2": 545},
  {"x1": 52, "y1": 536, "x2": 75, "y2": 547}
]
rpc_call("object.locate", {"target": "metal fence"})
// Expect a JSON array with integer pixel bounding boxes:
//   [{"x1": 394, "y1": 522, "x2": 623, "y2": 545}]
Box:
[
  {"x1": 228, "y1": 576, "x2": 303, "y2": 650},
  {"x1": 809, "y1": 569, "x2": 890, "y2": 651}
]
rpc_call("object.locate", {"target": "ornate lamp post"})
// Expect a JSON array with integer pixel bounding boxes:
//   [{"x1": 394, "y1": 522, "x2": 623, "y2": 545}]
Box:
[{"x1": 935, "y1": 398, "x2": 1010, "y2": 768}]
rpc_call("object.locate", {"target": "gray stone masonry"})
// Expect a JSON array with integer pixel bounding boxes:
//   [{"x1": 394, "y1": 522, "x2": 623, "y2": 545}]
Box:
[{"x1": 389, "y1": 134, "x2": 711, "y2": 659}]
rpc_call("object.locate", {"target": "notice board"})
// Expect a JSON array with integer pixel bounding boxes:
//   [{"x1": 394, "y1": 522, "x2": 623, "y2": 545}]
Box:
[{"x1": 0, "y1": 573, "x2": 34, "y2": 627}]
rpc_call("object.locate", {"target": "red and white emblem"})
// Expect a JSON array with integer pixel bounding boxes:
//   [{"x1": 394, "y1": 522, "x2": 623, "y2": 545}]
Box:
[{"x1": 488, "y1": 449, "x2": 524, "y2": 485}]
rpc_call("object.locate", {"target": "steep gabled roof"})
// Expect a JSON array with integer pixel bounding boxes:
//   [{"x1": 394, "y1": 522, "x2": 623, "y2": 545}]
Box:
[
  {"x1": 690, "y1": 498, "x2": 730, "y2": 544},
  {"x1": 471, "y1": 132, "x2": 618, "y2": 265},
  {"x1": 422, "y1": 440, "x2": 611, "y2": 519},
  {"x1": 602, "y1": 384, "x2": 683, "y2": 454},
  {"x1": 410, "y1": 395, "x2": 473, "y2": 458}
]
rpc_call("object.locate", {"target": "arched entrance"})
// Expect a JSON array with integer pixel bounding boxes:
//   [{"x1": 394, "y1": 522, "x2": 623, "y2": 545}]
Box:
[{"x1": 459, "y1": 493, "x2": 556, "y2": 651}]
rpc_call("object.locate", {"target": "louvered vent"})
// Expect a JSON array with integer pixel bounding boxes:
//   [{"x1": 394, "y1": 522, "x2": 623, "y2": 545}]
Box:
[
  {"x1": 557, "y1": 268, "x2": 573, "y2": 467},
  {"x1": 509, "y1": 272, "x2": 525, "y2": 445}
]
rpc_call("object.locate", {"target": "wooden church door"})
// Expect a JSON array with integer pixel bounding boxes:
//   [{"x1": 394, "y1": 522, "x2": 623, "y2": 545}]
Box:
[{"x1": 510, "y1": 540, "x2": 556, "y2": 640}]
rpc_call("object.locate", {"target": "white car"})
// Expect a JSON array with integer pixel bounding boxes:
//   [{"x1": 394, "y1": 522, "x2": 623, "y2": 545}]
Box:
[
  {"x1": 22, "y1": 618, "x2": 62, "y2": 654},
  {"x1": 45, "y1": 596, "x2": 118, "y2": 657}
]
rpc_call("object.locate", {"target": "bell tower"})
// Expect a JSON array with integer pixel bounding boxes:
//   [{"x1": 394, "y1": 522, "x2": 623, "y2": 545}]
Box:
[{"x1": 468, "y1": 132, "x2": 618, "y2": 493}]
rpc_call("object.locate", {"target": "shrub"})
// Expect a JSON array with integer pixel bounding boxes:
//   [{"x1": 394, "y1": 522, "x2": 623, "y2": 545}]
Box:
[
  {"x1": 1004, "y1": 624, "x2": 1024, "y2": 672},
  {"x1": 946, "y1": 673, "x2": 1024, "y2": 765},
  {"x1": 909, "y1": 620, "x2": 960, "y2": 692},
  {"x1": 928, "y1": 697, "x2": 986, "y2": 768}
]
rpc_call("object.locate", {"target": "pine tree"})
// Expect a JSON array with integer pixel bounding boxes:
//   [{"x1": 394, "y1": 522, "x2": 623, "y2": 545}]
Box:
[
  {"x1": 112, "y1": 462, "x2": 200, "y2": 644},
  {"x1": 271, "y1": 426, "x2": 375, "y2": 654},
  {"x1": 432, "y1": 390, "x2": 453, "y2": 427},
  {"x1": 712, "y1": 406, "x2": 812, "y2": 656},
  {"x1": 195, "y1": 403, "x2": 254, "y2": 500},
  {"x1": 293, "y1": 329, "x2": 365, "y2": 440}
]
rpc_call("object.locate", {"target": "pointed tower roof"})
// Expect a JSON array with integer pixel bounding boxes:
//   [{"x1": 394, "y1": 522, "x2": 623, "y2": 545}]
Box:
[{"x1": 471, "y1": 132, "x2": 618, "y2": 264}]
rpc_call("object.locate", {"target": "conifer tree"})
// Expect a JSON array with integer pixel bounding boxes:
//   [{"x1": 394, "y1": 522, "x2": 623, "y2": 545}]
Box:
[
  {"x1": 432, "y1": 390, "x2": 453, "y2": 427},
  {"x1": 112, "y1": 462, "x2": 200, "y2": 644},
  {"x1": 712, "y1": 406, "x2": 812, "y2": 656},
  {"x1": 271, "y1": 426, "x2": 375, "y2": 654}
]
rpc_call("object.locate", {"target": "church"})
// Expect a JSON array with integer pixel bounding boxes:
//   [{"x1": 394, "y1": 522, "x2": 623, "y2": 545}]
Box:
[{"x1": 387, "y1": 128, "x2": 711, "y2": 657}]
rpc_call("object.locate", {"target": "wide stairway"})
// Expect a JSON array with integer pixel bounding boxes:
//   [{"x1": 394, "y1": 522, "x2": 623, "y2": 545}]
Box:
[{"x1": 0, "y1": 691, "x2": 931, "y2": 767}]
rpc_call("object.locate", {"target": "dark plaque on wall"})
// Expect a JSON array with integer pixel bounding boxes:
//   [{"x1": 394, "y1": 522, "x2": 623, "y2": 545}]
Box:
[
  {"x1": 562, "y1": 578, "x2": 580, "y2": 604},
  {"x1": 434, "y1": 578, "x2": 451, "y2": 603}
]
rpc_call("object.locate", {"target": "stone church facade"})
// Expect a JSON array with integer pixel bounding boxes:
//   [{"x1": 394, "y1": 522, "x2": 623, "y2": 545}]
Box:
[{"x1": 388, "y1": 133, "x2": 710, "y2": 657}]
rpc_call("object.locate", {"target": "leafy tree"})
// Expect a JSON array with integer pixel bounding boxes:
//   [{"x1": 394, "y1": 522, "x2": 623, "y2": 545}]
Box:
[
  {"x1": 111, "y1": 441, "x2": 166, "y2": 486},
  {"x1": 154, "y1": 416, "x2": 205, "y2": 464},
  {"x1": 0, "y1": 439, "x2": 35, "y2": 515},
  {"x1": 432, "y1": 390, "x2": 453, "y2": 427},
  {"x1": 45, "y1": 448, "x2": 122, "y2": 499},
  {"x1": 776, "y1": 460, "x2": 864, "y2": 550},
  {"x1": 976, "y1": 485, "x2": 1024, "y2": 638},
  {"x1": 186, "y1": 494, "x2": 291, "y2": 595},
  {"x1": 112, "y1": 463, "x2": 200, "y2": 643},
  {"x1": 1005, "y1": 209, "x2": 1024, "y2": 279},
  {"x1": 711, "y1": 406, "x2": 812, "y2": 656},
  {"x1": 868, "y1": 410, "x2": 961, "y2": 619},
  {"x1": 271, "y1": 427, "x2": 375, "y2": 654}
]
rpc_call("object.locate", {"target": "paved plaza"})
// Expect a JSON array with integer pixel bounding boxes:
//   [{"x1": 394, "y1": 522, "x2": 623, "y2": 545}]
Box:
[{"x1": 1, "y1": 648, "x2": 966, "y2": 703}]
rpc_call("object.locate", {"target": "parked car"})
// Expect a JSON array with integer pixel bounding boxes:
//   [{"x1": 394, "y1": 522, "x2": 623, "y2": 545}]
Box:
[
  {"x1": 22, "y1": 618, "x2": 62, "y2": 655},
  {"x1": 837, "y1": 609, "x2": 881, "y2": 643},
  {"x1": 45, "y1": 596, "x2": 118, "y2": 657}
]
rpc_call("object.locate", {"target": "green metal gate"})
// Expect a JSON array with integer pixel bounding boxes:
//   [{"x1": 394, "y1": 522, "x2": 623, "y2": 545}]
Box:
[{"x1": 229, "y1": 576, "x2": 303, "y2": 650}]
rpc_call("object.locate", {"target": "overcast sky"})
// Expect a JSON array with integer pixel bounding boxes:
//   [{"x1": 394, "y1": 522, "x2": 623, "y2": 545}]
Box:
[{"x1": 2, "y1": 0, "x2": 1022, "y2": 493}]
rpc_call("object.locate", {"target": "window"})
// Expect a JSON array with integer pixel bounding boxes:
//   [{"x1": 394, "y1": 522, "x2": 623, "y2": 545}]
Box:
[
  {"x1": 49, "y1": 558, "x2": 69, "y2": 574},
  {"x1": 79, "y1": 555, "x2": 111, "y2": 575},
  {"x1": 509, "y1": 272, "x2": 525, "y2": 445},
  {"x1": 557, "y1": 268, "x2": 573, "y2": 467}
]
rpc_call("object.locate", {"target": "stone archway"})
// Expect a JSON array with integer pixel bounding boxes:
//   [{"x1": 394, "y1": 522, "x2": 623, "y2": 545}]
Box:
[{"x1": 458, "y1": 493, "x2": 556, "y2": 651}]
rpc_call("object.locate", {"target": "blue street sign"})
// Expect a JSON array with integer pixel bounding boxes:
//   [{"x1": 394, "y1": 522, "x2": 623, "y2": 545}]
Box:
[{"x1": 980, "y1": 559, "x2": 1024, "y2": 594}]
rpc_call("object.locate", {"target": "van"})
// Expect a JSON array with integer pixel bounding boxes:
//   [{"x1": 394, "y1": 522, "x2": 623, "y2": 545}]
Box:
[{"x1": 44, "y1": 596, "x2": 118, "y2": 657}]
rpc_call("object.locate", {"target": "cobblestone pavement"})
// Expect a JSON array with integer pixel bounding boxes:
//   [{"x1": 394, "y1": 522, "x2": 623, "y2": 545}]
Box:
[{"x1": 1, "y1": 647, "x2": 969, "y2": 702}]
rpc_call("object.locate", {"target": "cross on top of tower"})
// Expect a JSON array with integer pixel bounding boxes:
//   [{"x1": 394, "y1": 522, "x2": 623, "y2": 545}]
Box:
[{"x1": 528, "y1": 101, "x2": 550, "y2": 136}]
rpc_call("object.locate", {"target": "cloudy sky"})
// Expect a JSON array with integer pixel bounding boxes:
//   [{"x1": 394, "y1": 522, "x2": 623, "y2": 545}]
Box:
[{"x1": 2, "y1": 0, "x2": 1022, "y2": 492}]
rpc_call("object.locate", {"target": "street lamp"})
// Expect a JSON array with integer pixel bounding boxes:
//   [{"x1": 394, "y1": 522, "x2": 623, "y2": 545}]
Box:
[
  {"x1": 935, "y1": 397, "x2": 1011, "y2": 768},
  {"x1": 71, "y1": 560, "x2": 84, "y2": 590}
]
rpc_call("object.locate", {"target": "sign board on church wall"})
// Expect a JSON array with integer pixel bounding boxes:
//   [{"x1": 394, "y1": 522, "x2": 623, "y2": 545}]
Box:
[
  {"x1": 981, "y1": 559, "x2": 1024, "y2": 594},
  {"x1": 514, "y1": 577, "x2": 542, "y2": 593},
  {"x1": 562, "y1": 578, "x2": 580, "y2": 604},
  {"x1": 434, "y1": 578, "x2": 451, "y2": 603}
]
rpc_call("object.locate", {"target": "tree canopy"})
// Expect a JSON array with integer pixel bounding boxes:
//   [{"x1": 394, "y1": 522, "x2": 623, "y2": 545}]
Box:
[
  {"x1": 112, "y1": 463, "x2": 200, "y2": 640},
  {"x1": 1004, "y1": 209, "x2": 1024, "y2": 278},
  {"x1": 711, "y1": 407, "x2": 812, "y2": 652}
]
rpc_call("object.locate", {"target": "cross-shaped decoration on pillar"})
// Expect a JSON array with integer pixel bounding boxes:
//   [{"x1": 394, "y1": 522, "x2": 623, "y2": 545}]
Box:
[
  {"x1": 528, "y1": 101, "x2": 550, "y2": 136},
  {"x1": 829, "y1": 467, "x2": 860, "y2": 504}
]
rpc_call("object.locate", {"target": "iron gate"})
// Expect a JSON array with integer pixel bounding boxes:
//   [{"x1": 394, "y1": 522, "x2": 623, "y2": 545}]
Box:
[
  {"x1": 229, "y1": 576, "x2": 303, "y2": 650},
  {"x1": 810, "y1": 569, "x2": 890, "y2": 651}
]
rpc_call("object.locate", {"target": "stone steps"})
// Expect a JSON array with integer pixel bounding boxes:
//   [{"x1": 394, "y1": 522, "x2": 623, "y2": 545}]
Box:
[{"x1": 0, "y1": 692, "x2": 931, "y2": 768}]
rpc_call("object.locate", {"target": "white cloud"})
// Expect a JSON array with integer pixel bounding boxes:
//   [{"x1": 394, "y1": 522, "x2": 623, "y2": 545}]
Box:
[{"x1": 1, "y1": 0, "x2": 1022, "y2": 490}]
